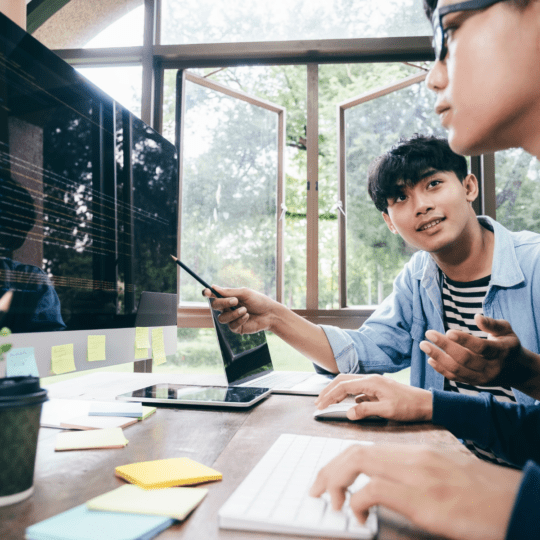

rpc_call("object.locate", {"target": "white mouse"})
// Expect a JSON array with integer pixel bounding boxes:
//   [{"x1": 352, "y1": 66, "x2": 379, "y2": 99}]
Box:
[{"x1": 313, "y1": 402, "x2": 386, "y2": 422}]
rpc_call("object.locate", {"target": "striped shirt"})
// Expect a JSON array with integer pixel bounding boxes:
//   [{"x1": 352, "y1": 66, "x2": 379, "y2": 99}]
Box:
[{"x1": 441, "y1": 273, "x2": 517, "y2": 467}]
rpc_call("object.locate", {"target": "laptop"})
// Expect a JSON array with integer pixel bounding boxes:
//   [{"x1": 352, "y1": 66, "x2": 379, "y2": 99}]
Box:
[{"x1": 210, "y1": 300, "x2": 334, "y2": 395}]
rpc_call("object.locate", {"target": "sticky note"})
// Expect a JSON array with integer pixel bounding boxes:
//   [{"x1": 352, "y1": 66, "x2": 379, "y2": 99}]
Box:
[
  {"x1": 51, "y1": 344, "x2": 76, "y2": 375},
  {"x1": 134, "y1": 344, "x2": 148, "y2": 360},
  {"x1": 25, "y1": 503, "x2": 174, "y2": 540},
  {"x1": 60, "y1": 416, "x2": 139, "y2": 431},
  {"x1": 6, "y1": 347, "x2": 39, "y2": 377},
  {"x1": 135, "y1": 327, "x2": 150, "y2": 348},
  {"x1": 115, "y1": 457, "x2": 222, "y2": 490},
  {"x1": 151, "y1": 327, "x2": 166, "y2": 366},
  {"x1": 139, "y1": 406, "x2": 157, "y2": 421},
  {"x1": 86, "y1": 484, "x2": 208, "y2": 521},
  {"x1": 55, "y1": 427, "x2": 128, "y2": 451},
  {"x1": 87, "y1": 335, "x2": 106, "y2": 362}
]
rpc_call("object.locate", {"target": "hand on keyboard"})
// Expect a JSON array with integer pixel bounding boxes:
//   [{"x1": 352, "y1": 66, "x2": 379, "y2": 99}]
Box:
[{"x1": 310, "y1": 442, "x2": 522, "y2": 540}]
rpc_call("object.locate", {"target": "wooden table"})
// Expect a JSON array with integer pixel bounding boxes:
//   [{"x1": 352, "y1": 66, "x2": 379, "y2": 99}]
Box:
[{"x1": 0, "y1": 373, "x2": 468, "y2": 540}]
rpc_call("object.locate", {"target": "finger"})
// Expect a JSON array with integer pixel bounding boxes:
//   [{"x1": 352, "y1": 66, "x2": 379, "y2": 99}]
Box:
[
  {"x1": 227, "y1": 312, "x2": 250, "y2": 331},
  {"x1": 475, "y1": 314, "x2": 514, "y2": 337},
  {"x1": 316, "y1": 377, "x2": 382, "y2": 410},
  {"x1": 349, "y1": 477, "x2": 438, "y2": 533},
  {"x1": 421, "y1": 335, "x2": 487, "y2": 375},
  {"x1": 314, "y1": 374, "x2": 363, "y2": 406},
  {"x1": 218, "y1": 306, "x2": 247, "y2": 325},
  {"x1": 347, "y1": 401, "x2": 386, "y2": 421},
  {"x1": 421, "y1": 342, "x2": 483, "y2": 383}
]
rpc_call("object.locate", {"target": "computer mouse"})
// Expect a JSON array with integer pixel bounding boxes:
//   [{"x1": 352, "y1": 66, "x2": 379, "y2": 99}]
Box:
[{"x1": 313, "y1": 402, "x2": 386, "y2": 422}]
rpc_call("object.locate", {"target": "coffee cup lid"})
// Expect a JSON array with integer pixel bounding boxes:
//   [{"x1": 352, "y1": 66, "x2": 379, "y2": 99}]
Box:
[{"x1": 0, "y1": 376, "x2": 47, "y2": 408}]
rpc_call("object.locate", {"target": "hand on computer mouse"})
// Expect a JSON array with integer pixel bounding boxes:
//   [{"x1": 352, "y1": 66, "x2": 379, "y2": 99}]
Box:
[{"x1": 314, "y1": 374, "x2": 433, "y2": 422}]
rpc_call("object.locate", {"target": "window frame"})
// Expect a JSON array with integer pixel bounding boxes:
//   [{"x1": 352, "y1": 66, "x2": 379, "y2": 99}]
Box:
[{"x1": 46, "y1": 0, "x2": 496, "y2": 328}]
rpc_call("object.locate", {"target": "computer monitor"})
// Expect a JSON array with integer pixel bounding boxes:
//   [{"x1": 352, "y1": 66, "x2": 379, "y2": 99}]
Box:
[{"x1": 0, "y1": 13, "x2": 179, "y2": 376}]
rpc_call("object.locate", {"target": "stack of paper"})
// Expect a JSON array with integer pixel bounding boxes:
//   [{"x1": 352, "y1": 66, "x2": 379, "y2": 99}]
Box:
[
  {"x1": 55, "y1": 427, "x2": 129, "y2": 451},
  {"x1": 41, "y1": 399, "x2": 156, "y2": 430},
  {"x1": 25, "y1": 504, "x2": 174, "y2": 540},
  {"x1": 115, "y1": 457, "x2": 222, "y2": 489},
  {"x1": 87, "y1": 484, "x2": 208, "y2": 520}
]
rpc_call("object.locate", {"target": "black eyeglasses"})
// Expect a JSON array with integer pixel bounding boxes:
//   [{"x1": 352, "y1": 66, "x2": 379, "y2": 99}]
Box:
[{"x1": 431, "y1": 0, "x2": 505, "y2": 61}]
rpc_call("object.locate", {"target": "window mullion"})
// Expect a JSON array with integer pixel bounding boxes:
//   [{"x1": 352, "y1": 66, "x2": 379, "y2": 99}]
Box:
[{"x1": 306, "y1": 63, "x2": 319, "y2": 310}]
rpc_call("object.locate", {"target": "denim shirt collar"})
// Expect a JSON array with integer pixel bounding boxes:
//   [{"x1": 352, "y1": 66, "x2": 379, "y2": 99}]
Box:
[{"x1": 412, "y1": 215, "x2": 525, "y2": 289}]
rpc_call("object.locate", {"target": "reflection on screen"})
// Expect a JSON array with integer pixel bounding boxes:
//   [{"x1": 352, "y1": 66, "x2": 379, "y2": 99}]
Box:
[
  {"x1": 0, "y1": 21, "x2": 178, "y2": 333},
  {"x1": 209, "y1": 300, "x2": 273, "y2": 384}
]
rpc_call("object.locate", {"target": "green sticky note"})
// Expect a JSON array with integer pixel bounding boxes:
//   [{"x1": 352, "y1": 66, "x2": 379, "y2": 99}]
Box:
[
  {"x1": 87, "y1": 335, "x2": 106, "y2": 362},
  {"x1": 51, "y1": 344, "x2": 76, "y2": 375},
  {"x1": 151, "y1": 327, "x2": 166, "y2": 366},
  {"x1": 135, "y1": 327, "x2": 150, "y2": 349}
]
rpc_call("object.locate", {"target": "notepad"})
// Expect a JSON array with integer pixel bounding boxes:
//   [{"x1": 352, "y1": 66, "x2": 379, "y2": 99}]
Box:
[
  {"x1": 55, "y1": 427, "x2": 128, "y2": 451},
  {"x1": 115, "y1": 457, "x2": 222, "y2": 489},
  {"x1": 60, "y1": 415, "x2": 139, "y2": 431},
  {"x1": 25, "y1": 503, "x2": 174, "y2": 540},
  {"x1": 135, "y1": 327, "x2": 150, "y2": 348},
  {"x1": 89, "y1": 401, "x2": 143, "y2": 417},
  {"x1": 87, "y1": 484, "x2": 208, "y2": 521}
]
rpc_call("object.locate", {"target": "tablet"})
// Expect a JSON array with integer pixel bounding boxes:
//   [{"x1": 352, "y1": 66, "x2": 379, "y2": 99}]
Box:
[{"x1": 116, "y1": 384, "x2": 271, "y2": 408}]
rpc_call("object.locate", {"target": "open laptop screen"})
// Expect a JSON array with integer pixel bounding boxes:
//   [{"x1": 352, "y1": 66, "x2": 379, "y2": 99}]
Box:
[{"x1": 209, "y1": 300, "x2": 273, "y2": 384}]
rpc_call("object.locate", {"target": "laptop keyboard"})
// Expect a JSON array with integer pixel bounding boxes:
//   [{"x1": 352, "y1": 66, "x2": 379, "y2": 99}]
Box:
[
  {"x1": 218, "y1": 433, "x2": 377, "y2": 538},
  {"x1": 240, "y1": 371, "x2": 310, "y2": 389}
]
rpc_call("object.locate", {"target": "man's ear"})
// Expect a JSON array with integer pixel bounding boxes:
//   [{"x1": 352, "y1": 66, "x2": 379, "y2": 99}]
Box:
[
  {"x1": 382, "y1": 211, "x2": 398, "y2": 234},
  {"x1": 463, "y1": 174, "x2": 479, "y2": 203}
]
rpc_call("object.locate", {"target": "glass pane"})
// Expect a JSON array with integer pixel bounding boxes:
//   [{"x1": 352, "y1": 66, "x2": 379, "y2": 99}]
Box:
[
  {"x1": 318, "y1": 62, "x2": 423, "y2": 309},
  {"x1": 161, "y1": 0, "x2": 431, "y2": 45},
  {"x1": 174, "y1": 66, "x2": 307, "y2": 308},
  {"x1": 344, "y1": 67, "x2": 446, "y2": 307},
  {"x1": 180, "y1": 77, "x2": 279, "y2": 304},
  {"x1": 75, "y1": 66, "x2": 143, "y2": 118},
  {"x1": 495, "y1": 148, "x2": 540, "y2": 233},
  {"x1": 33, "y1": 2, "x2": 144, "y2": 49}
]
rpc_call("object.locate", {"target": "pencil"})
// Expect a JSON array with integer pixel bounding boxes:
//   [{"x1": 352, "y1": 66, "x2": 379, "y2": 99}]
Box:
[{"x1": 170, "y1": 255, "x2": 227, "y2": 301}]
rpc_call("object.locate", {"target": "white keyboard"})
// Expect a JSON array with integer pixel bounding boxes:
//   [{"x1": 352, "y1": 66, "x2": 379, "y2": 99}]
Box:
[
  {"x1": 218, "y1": 434, "x2": 378, "y2": 538},
  {"x1": 240, "y1": 371, "x2": 310, "y2": 389}
]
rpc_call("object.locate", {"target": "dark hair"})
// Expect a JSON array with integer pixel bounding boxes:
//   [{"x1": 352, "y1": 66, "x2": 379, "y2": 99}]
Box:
[
  {"x1": 367, "y1": 134, "x2": 468, "y2": 213},
  {"x1": 423, "y1": 0, "x2": 533, "y2": 21},
  {"x1": 0, "y1": 176, "x2": 36, "y2": 251}
]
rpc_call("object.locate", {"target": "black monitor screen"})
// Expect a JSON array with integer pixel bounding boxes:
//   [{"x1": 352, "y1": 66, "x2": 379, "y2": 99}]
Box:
[{"x1": 0, "y1": 14, "x2": 178, "y2": 334}]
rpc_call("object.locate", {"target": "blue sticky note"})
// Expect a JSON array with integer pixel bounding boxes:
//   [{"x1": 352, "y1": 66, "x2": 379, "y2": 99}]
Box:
[
  {"x1": 25, "y1": 503, "x2": 175, "y2": 540},
  {"x1": 6, "y1": 347, "x2": 39, "y2": 377}
]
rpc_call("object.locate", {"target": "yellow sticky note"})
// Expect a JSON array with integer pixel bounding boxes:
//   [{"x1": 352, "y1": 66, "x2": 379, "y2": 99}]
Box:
[
  {"x1": 51, "y1": 344, "x2": 76, "y2": 375},
  {"x1": 115, "y1": 457, "x2": 222, "y2": 490},
  {"x1": 86, "y1": 484, "x2": 208, "y2": 520},
  {"x1": 135, "y1": 327, "x2": 150, "y2": 348},
  {"x1": 134, "y1": 344, "x2": 148, "y2": 360},
  {"x1": 151, "y1": 327, "x2": 166, "y2": 366},
  {"x1": 87, "y1": 335, "x2": 106, "y2": 362},
  {"x1": 55, "y1": 427, "x2": 128, "y2": 451}
]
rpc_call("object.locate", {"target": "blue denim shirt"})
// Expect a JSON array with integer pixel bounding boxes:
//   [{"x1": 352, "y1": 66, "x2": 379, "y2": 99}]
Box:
[{"x1": 321, "y1": 216, "x2": 540, "y2": 406}]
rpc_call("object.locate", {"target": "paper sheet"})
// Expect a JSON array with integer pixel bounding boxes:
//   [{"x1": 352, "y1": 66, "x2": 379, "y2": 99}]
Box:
[
  {"x1": 88, "y1": 401, "x2": 143, "y2": 417},
  {"x1": 87, "y1": 484, "x2": 207, "y2": 520},
  {"x1": 135, "y1": 327, "x2": 150, "y2": 348}
]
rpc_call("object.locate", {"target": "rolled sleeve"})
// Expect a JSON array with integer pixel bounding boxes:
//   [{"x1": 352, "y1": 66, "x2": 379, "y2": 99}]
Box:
[{"x1": 320, "y1": 325, "x2": 362, "y2": 374}]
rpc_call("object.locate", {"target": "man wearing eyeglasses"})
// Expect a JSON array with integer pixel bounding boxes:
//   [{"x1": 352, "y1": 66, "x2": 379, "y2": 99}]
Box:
[{"x1": 310, "y1": 2, "x2": 540, "y2": 539}]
